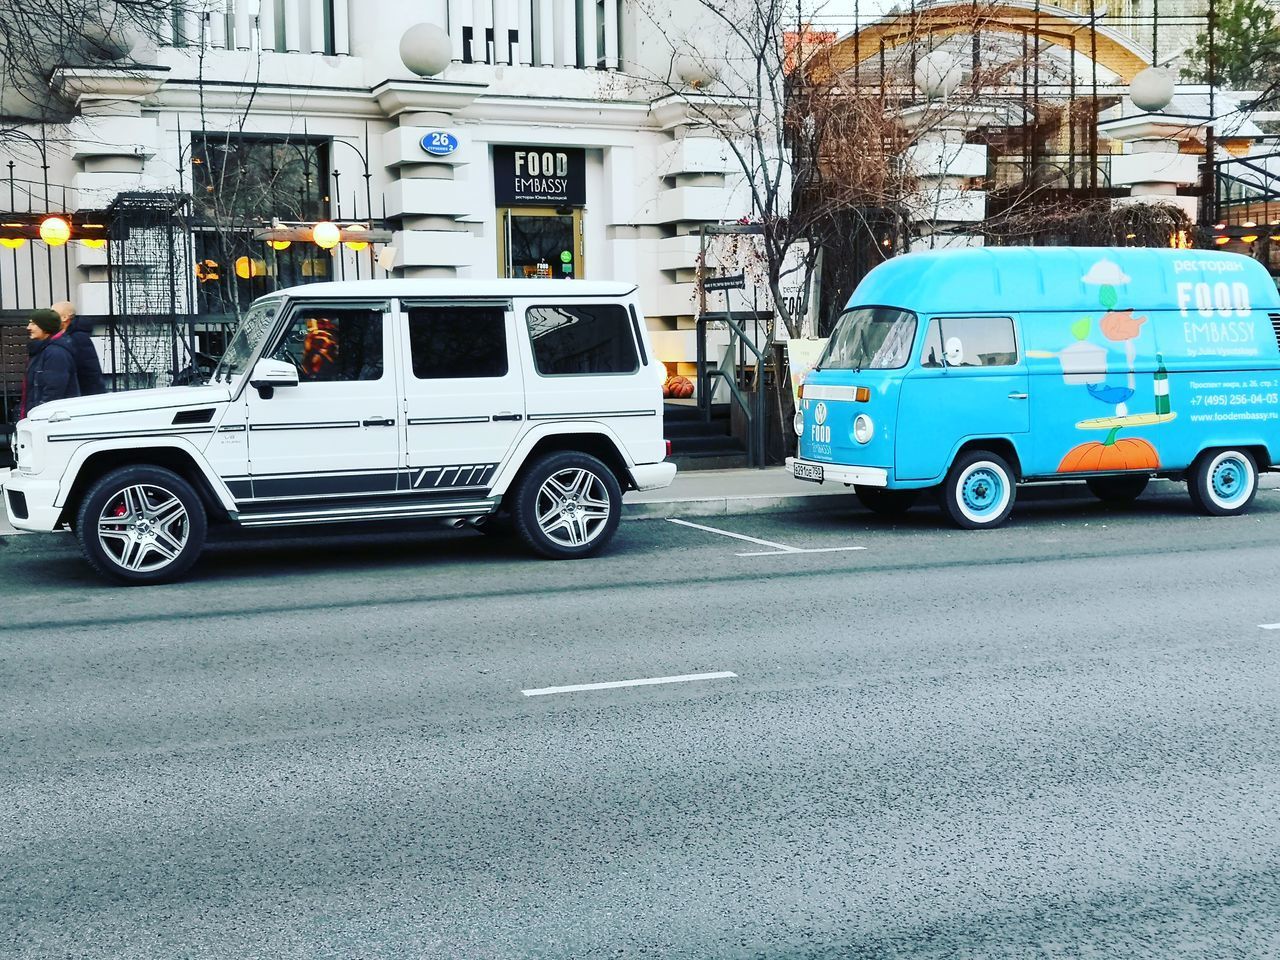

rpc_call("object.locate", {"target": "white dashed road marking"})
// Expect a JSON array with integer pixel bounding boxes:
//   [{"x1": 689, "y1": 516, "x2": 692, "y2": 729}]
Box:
[
  {"x1": 666, "y1": 517, "x2": 866, "y2": 557},
  {"x1": 522, "y1": 671, "x2": 738, "y2": 697},
  {"x1": 1260, "y1": 623, "x2": 1280, "y2": 630}
]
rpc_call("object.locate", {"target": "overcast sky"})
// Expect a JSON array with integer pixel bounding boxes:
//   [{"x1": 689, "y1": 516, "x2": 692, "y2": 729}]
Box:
[{"x1": 804, "y1": 0, "x2": 900, "y2": 33}]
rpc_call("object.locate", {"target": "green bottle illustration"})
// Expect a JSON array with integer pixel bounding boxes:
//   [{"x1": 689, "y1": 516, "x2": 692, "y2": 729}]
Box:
[{"x1": 1154, "y1": 353, "x2": 1170, "y2": 415}]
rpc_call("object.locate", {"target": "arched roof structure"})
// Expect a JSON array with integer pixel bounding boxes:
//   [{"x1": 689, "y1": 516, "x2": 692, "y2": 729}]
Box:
[{"x1": 810, "y1": 0, "x2": 1153, "y2": 85}]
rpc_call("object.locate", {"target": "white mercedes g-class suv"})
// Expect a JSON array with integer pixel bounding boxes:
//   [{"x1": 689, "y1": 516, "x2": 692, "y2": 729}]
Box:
[{"x1": 3, "y1": 280, "x2": 675, "y2": 584}]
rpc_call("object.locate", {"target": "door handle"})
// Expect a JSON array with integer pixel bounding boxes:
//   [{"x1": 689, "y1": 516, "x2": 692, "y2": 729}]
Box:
[
  {"x1": 1008, "y1": 392, "x2": 1029, "y2": 400},
  {"x1": 362, "y1": 417, "x2": 396, "y2": 427},
  {"x1": 492, "y1": 412, "x2": 523, "y2": 421}
]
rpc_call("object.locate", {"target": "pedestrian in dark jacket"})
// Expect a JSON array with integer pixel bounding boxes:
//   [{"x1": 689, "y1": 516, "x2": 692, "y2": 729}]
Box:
[
  {"x1": 21, "y1": 309, "x2": 80, "y2": 418},
  {"x1": 52, "y1": 301, "x2": 106, "y2": 396}
]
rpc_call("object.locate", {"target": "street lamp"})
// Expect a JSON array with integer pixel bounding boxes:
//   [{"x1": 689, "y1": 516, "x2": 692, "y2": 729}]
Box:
[{"x1": 312, "y1": 221, "x2": 341, "y2": 249}]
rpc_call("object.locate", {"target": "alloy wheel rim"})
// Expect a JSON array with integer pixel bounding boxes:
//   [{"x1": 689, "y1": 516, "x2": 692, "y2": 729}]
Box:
[
  {"x1": 535, "y1": 468, "x2": 611, "y2": 547},
  {"x1": 96, "y1": 484, "x2": 190, "y2": 573}
]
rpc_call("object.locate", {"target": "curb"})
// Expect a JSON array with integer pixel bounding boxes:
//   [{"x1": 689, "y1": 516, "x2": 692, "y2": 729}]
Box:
[{"x1": 623, "y1": 492, "x2": 859, "y2": 521}]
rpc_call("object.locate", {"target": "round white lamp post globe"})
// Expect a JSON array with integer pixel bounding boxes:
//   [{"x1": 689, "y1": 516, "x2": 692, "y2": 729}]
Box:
[
  {"x1": 1130, "y1": 67, "x2": 1175, "y2": 112},
  {"x1": 914, "y1": 50, "x2": 962, "y2": 100},
  {"x1": 674, "y1": 53, "x2": 717, "y2": 88},
  {"x1": 400, "y1": 23, "x2": 452, "y2": 77}
]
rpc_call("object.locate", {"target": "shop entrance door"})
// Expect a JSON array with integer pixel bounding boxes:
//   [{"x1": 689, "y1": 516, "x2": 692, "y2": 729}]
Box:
[{"x1": 499, "y1": 207, "x2": 584, "y2": 279}]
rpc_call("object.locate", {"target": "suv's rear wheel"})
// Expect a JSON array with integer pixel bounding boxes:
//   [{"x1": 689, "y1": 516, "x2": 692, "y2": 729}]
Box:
[
  {"x1": 512, "y1": 451, "x2": 622, "y2": 559},
  {"x1": 76, "y1": 465, "x2": 207, "y2": 584}
]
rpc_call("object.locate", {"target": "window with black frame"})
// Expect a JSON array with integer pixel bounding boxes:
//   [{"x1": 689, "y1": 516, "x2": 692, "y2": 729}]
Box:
[
  {"x1": 525, "y1": 304, "x2": 638, "y2": 375},
  {"x1": 192, "y1": 134, "x2": 331, "y2": 316},
  {"x1": 406, "y1": 305, "x2": 509, "y2": 380},
  {"x1": 271, "y1": 306, "x2": 384, "y2": 383}
]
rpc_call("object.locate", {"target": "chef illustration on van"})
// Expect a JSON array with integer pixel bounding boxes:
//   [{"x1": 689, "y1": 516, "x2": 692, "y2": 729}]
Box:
[{"x1": 1032, "y1": 257, "x2": 1176, "y2": 472}]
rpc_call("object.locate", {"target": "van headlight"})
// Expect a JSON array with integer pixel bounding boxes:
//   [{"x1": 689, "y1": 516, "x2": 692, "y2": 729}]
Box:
[
  {"x1": 853, "y1": 414, "x2": 874, "y2": 444},
  {"x1": 793, "y1": 411, "x2": 805, "y2": 435}
]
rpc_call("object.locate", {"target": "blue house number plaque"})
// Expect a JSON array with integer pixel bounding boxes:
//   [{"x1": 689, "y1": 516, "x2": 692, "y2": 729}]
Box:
[{"x1": 421, "y1": 131, "x2": 459, "y2": 156}]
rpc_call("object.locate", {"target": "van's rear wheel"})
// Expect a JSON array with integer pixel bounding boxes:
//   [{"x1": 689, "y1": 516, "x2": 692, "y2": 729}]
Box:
[
  {"x1": 854, "y1": 486, "x2": 919, "y2": 517},
  {"x1": 1085, "y1": 474, "x2": 1150, "y2": 503},
  {"x1": 512, "y1": 451, "x2": 622, "y2": 559},
  {"x1": 941, "y1": 451, "x2": 1016, "y2": 529},
  {"x1": 1188, "y1": 448, "x2": 1257, "y2": 516},
  {"x1": 76, "y1": 465, "x2": 207, "y2": 584}
]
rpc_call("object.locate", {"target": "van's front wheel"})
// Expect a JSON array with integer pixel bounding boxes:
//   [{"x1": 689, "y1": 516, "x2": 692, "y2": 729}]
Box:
[
  {"x1": 941, "y1": 451, "x2": 1016, "y2": 529},
  {"x1": 1189, "y1": 448, "x2": 1257, "y2": 516}
]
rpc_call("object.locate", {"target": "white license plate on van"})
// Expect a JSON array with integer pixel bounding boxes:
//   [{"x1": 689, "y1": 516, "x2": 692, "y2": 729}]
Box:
[{"x1": 793, "y1": 462, "x2": 824, "y2": 483}]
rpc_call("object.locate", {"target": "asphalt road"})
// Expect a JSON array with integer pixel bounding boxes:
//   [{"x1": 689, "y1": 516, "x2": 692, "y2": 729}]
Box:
[{"x1": 2, "y1": 486, "x2": 1279, "y2": 959}]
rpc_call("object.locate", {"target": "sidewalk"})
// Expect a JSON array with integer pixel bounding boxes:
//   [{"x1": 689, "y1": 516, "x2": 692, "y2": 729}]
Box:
[
  {"x1": 622, "y1": 466, "x2": 856, "y2": 520},
  {"x1": 3, "y1": 466, "x2": 1278, "y2": 536}
]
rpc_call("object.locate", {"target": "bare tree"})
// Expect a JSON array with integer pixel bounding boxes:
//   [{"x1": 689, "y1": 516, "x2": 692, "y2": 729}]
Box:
[{"x1": 0, "y1": 1, "x2": 194, "y2": 132}]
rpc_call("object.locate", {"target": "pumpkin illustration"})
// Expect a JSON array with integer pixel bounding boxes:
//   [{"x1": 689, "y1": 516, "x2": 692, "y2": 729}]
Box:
[
  {"x1": 664, "y1": 375, "x2": 694, "y2": 399},
  {"x1": 1099, "y1": 308, "x2": 1147, "y2": 342},
  {"x1": 1058, "y1": 427, "x2": 1159, "y2": 472}
]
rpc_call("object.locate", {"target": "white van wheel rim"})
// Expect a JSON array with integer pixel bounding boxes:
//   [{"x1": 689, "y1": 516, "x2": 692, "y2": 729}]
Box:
[
  {"x1": 535, "y1": 468, "x2": 612, "y2": 547},
  {"x1": 956, "y1": 461, "x2": 1010, "y2": 524},
  {"x1": 96, "y1": 483, "x2": 190, "y2": 573},
  {"x1": 1207, "y1": 452, "x2": 1255, "y2": 509}
]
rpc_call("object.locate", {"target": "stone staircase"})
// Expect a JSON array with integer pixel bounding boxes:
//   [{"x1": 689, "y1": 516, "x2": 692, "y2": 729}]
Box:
[{"x1": 663, "y1": 401, "x2": 748, "y2": 471}]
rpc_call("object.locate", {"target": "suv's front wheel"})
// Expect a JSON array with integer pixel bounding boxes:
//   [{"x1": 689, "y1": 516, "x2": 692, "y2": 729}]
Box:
[
  {"x1": 512, "y1": 451, "x2": 622, "y2": 559},
  {"x1": 76, "y1": 465, "x2": 208, "y2": 584}
]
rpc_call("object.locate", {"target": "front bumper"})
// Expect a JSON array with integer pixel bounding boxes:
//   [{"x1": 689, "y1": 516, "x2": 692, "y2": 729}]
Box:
[
  {"x1": 2, "y1": 472, "x2": 63, "y2": 531},
  {"x1": 629, "y1": 461, "x2": 677, "y2": 491},
  {"x1": 786, "y1": 457, "x2": 888, "y2": 488}
]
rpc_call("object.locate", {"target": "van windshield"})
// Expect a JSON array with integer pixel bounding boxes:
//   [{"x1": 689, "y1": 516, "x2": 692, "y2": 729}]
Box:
[
  {"x1": 818, "y1": 307, "x2": 917, "y2": 371},
  {"x1": 212, "y1": 299, "x2": 282, "y2": 382}
]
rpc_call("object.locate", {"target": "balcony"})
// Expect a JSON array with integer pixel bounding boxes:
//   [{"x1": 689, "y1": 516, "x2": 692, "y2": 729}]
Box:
[
  {"x1": 443, "y1": 0, "x2": 625, "y2": 69},
  {"x1": 164, "y1": 0, "x2": 626, "y2": 69},
  {"x1": 168, "y1": 0, "x2": 351, "y2": 56}
]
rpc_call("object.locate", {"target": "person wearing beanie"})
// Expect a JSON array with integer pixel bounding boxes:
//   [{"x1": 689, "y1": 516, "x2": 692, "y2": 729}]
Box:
[
  {"x1": 52, "y1": 300, "x2": 106, "y2": 396},
  {"x1": 21, "y1": 308, "x2": 80, "y2": 418}
]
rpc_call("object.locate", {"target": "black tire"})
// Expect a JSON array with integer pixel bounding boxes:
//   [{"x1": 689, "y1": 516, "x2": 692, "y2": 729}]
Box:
[
  {"x1": 1188, "y1": 448, "x2": 1258, "y2": 517},
  {"x1": 511, "y1": 451, "x2": 622, "y2": 559},
  {"x1": 854, "y1": 485, "x2": 920, "y2": 517},
  {"x1": 940, "y1": 450, "x2": 1016, "y2": 530},
  {"x1": 1085, "y1": 474, "x2": 1150, "y2": 503},
  {"x1": 75, "y1": 465, "x2": 207, "y2": 585}
]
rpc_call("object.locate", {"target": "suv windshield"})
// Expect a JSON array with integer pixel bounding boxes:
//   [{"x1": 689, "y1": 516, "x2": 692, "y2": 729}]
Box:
[
  {"x1": 213, "y1": 299, "x2": 282, "y2": 382},
  {"x1": 818, "y1": 307, "x2": 917, "y2": 371}
]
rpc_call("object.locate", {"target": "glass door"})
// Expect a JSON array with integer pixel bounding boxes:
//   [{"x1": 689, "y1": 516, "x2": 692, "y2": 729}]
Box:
[{"x1": 498, "y1": 207, "x2": 584, "y2": 279}]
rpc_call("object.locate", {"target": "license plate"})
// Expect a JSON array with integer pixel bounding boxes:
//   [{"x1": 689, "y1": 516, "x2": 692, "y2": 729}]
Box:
[{"x1": 793, "y1": 462, "x2": 824, "y2": 483}]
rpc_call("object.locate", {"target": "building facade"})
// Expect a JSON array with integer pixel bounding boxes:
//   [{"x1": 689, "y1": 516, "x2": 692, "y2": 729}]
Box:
[{"x1": 0, "y1": 0, "x2": 760, "y2": 431}]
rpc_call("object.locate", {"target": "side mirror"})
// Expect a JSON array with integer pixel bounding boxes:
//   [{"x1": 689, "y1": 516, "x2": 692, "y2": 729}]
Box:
[{"x1": 249, "y1": 357, "x2": 299, "y2": 390}]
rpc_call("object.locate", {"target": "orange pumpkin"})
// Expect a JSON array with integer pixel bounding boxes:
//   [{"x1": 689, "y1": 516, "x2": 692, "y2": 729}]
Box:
[
  {"x1": 663, "y1": 375, "x2": 694, "y2": 399},
  {"x1": 1058, "y1": 428, "x2": 1159, "y2": 472}
]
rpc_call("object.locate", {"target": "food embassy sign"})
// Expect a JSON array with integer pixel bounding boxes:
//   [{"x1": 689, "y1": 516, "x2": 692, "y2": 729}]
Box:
[{"x1": 493, "y1": 146, "x2": 586, "y2": 206}]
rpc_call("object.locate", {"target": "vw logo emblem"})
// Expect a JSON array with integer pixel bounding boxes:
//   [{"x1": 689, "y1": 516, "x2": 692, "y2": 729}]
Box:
[{"x1": 815, "y1": 402, "x2": 828, "y2": 425}]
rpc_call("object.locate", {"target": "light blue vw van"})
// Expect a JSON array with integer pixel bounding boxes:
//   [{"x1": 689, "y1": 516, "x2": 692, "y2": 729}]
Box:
[{"x1": 788, "y1": 247, "x2": 1280, "y2": 528}]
